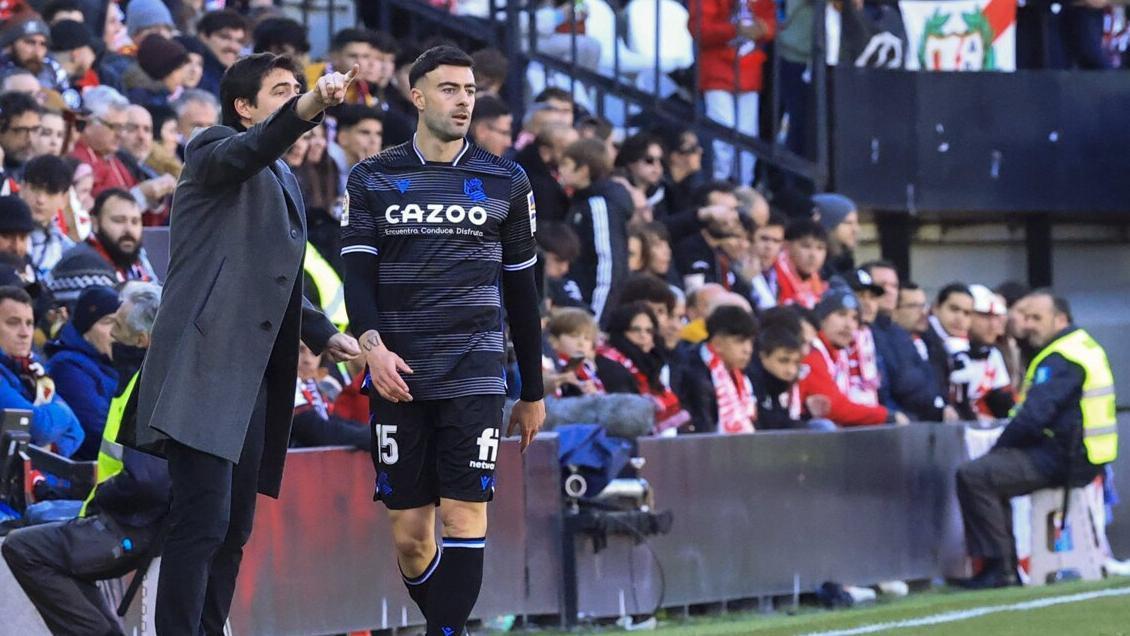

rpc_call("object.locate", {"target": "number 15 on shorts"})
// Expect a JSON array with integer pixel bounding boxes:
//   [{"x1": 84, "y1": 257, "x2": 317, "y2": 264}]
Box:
[{"x1": 375, "y1": 423, "x2": 398, "y2": 464}]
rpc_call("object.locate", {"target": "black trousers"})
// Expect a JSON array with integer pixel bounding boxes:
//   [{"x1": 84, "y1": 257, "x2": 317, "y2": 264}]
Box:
[
  {"x1": 2, "y1": 515, "x2": 156, "y2": 635},
  {"x1": 155, "y1": 383, "x2": 267, "y2": 635},
  {"x1": 956, "y1": 447, "x2": 1054, "y2": 564}
]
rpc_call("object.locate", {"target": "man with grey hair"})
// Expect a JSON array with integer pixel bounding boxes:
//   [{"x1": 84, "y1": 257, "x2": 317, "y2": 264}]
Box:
[
  {"x1": 70, "y1": 86, "x2": 176, "y2": 206},
  {"x1": 172, "y1": 88, "x2": 220, "y2": 153},
  {"x1": 2, "y1": 281, "x2": 171, "y2": 635}
]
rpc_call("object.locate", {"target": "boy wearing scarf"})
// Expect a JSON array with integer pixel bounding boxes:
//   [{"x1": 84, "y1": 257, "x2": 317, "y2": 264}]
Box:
[
  {"x1": 678, "y1": 305, "x2": 759, "y2": 433},
  {"x1": 774, "y1": 218, "x2": 828, "y2": 309}
]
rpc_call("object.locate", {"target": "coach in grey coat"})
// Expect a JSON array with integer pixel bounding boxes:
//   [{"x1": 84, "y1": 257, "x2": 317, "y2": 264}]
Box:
[{"x1": 139, "y1": 55, "x2": 361, "y2": 634}]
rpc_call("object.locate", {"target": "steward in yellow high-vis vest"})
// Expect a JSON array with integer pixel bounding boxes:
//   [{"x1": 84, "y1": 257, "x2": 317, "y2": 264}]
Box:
[{"x1": 954, "y1": 293, "x2": 1116, "y2": 589}]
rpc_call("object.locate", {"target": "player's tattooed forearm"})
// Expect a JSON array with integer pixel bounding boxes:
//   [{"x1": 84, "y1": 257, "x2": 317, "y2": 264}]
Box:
[{"x1": 362, "y1": 332, "x2": 382, "y2": 352}]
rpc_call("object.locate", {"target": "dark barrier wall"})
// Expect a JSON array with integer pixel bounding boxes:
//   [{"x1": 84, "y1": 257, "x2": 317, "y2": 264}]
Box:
[{"x1": 832, "y1": 69, "x2": 1130, "y2": 214}]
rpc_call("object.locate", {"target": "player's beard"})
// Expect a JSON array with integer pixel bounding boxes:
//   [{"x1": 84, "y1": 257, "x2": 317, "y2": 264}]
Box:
[{"x1": 424, "y1": 110, "x2": 466, "y2": 143}]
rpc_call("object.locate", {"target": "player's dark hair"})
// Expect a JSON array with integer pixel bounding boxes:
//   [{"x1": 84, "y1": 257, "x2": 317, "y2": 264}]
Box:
[
  {"x1": 330, "y1": 27, "x2": 371, "y2": 53},
  {"x1": 471, "y1": 47, "x2": 508, "y2": 88},
  {"x1": 563, "y1": 138, "x2": 611, "y2": 183},
  {"x1": 692, "y1": 180, "x2": 736, "y2": 208},
  {"x1": 335, "y1": 104, "x2": 382, "y2": 131},
  {"x1": 615, "y1": 132, "x2": 663, "y2": 168},
  {"x1": 197, "y1": 9, "x2": 247, "y2": 37},
  {"x1": 707, "y1": 305, "x2": 758, "y2": 340},
  {"x1": 935, "y1": 282, "x2": 972, "y2": 307},
  {"x1": 408, "y1": 45, "x2": 473, "y2": 88},
  {"x1": 470, "y1": 94, "x2": 509, "y2": 124},
  {"x1": 536, "y1": 221, "x2": 580, "y2": 262},
  {"x1": 784, "y1": 218, "x2": 828, "y2": 244},
  {"x1": 0, "y1": 285, "x2": 32, "y2": 307},
  {"x1": 253, "y1": 17, "x2": 310, "y2": 54},
  {"x1": 618, "y1": 273, "x2": 676, "y2": 313},
  {"x1": 758, "y1": 324, "x2": 804, "y2": 357},
  {"x1": 367, "y1": 30, "x2": 399, "y2": 55},
  {"x1": 0, "y1": 91, "x2": 41, "y2": 132},
  {"x1": 219, "y1": 53, "x2": 303, "y2": 129},
  {"x1": 92, "y1": 188, "x2": 138, "y2": 217},
  {"x1": 22, "y1": 155, "x2": 73, "y2": 194}
]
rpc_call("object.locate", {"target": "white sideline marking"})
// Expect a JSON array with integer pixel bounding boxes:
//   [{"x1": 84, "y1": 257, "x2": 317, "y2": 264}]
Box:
[{"x1": 805, "y1": 586, "x2": 1130, "y2": 635}]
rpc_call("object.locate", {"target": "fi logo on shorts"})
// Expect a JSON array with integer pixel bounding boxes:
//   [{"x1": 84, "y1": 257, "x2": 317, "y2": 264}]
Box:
[{"x1": 469, "y1": 428, "x2": 499, "y2": 470}]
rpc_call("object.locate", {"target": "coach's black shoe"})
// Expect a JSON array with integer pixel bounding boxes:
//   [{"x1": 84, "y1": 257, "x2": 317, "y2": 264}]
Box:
[{"x1": 954, "y1": 565, "x2": 1020, "y2": 590}]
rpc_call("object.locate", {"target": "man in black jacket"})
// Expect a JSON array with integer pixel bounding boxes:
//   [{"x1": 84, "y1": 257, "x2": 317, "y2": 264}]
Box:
[
  {"x1": 515, "y1": 122, "x2": 576, "y2": 224},
  {"x1": 560, "y1": 138, "x2": 632, "y2": 322},
  {"x1": 3, "y1": 282, "x2": 164, "y2": 635},
  {"x1": 748, "y1": 325, "x2": 807, "y2": 430},
  {"x1": 955, "y1": 291, "x2": 1116, "y2": 589}
]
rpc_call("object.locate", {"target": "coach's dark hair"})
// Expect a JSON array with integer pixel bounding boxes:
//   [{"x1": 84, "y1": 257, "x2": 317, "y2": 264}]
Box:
[
  {"x1": 0, "y1": 285, "x2": 32, "y2": 307},
  {"x1": 92, "y1": 188, "x2": 137, "y2": 217},
  {"x1": 220, "y1": 53, "x2": 304, "y2": 129},
  {"x1": 22, "y1": 155, "x2": 73, "y2": 195},
  {"x1": 935, "y1": 282, "x2": 973, "y2": 307},
  {"x1": 408, "y1": 45, "x2": 473, "y2": 88}
]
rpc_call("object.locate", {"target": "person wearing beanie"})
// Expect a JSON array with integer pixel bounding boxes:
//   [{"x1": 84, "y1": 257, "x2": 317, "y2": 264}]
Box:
[
  {"x1": 797, "y1": 286, "x2": 907, "y2": 427},
  {"x1": 812, "y1": 192, "x2": 860, "y2": 279},
  {"x1": 45, "y1": 245, "x2": 118, "y2": 308},
  {"x1": 173, "y1": 34, "x2": 206, "y2": 89},
  {"x1": 0, "y1": 15, "x2": 71, "y2": 94},
  {"x1": 0, "y1": 285, "x2": 84, "y2": 457},
  {"x1": 44, "y1": 284, "x2": 121, "y2": 460},
  {"x1": 49, "y1": 19, "x2": 99, "y2": 89},
  {"x1": 124, "y1": 34, "x2": 189, "y2": 107},
  {"x1": 126, "y1": 0, "x2": 175, "y2": 42}
]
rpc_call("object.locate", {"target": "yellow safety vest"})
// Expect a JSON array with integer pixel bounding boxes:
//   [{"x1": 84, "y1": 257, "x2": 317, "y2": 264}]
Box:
[
  {"x1": 1019, "y1": 329, "x2": 1118, "y2": 465},
  {"x1": 304, "y1": 242, "x2": 348, "y2": 329},
  {"x1": 79, "y1": 372, "x2": 139, "y2": 517}
]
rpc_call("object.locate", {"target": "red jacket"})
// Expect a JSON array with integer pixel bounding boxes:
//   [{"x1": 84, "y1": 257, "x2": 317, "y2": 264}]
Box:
[
  {"x1": 688, "y1": 0, "x2": 776, "y2": 93},
  {"x1": 798, "y1": 335, "x2": 889, "y2": 426}
]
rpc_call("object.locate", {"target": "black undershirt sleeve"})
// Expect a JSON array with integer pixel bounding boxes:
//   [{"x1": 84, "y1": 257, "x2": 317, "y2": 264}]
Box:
[
  {"x1": 502, "y1": 266, "x2": 546, "y2": 402},
  {"x1": 343, "y1": 252, "x2": 380, "y2": 338}
]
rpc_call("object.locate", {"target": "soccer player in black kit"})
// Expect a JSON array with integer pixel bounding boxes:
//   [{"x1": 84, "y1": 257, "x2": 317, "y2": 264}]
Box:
[{"x1": 341, "y1": 46, "x2": 546, "y2": 635}]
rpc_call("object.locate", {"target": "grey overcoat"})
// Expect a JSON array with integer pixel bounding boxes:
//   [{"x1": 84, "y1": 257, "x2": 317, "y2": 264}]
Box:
[{"x1": 135, "y1": 97, "x2": 337, "y2": 497}]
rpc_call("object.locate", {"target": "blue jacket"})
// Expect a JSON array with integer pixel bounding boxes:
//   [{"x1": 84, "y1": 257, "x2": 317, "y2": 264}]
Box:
[
  {"x1": 994, "y1": 327, "x2": 1100, "y2": 484},
  {"x1": 872, "y1": 314, "x2": 945, "y2": 421},
  {"x1": 45, "y1": 323, "x2": 119, "y2": 461},
  {"x1": 0, "y1": 351, "x2": 83, "y2": 457}
]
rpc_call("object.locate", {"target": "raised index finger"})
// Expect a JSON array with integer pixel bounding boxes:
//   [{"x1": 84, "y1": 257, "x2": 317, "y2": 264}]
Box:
[{"x1": 344, "y1": 63, "x2": 361, "y2": 84}]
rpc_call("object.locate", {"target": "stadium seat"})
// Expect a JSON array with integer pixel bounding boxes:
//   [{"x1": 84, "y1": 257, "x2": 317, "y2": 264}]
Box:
[{"x1": 1026, "y1": 486, "x2": 1105, "y2": 586}]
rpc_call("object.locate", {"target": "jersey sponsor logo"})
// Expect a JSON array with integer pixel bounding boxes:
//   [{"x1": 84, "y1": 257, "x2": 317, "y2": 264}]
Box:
[
  {"x1": 527, "y1": 191, "x2": 537, "y2": 234},
  {"x1": 340, "y1": 192, "x2": 350, "y2": 227},
  {"x1": 465, "y1": 178, "x2": 487, "y2": 202},
  {"x1": 476, "y1": 428, "x2": 499, "y2": 462},
  {"x1": 384, "y1": 203, "x2": 488, "y2": 226}
]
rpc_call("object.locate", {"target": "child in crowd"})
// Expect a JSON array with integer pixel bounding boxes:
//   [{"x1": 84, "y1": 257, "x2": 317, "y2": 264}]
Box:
[{"x1": 544, "y1": 307, "x2": 605, "y2": 397}]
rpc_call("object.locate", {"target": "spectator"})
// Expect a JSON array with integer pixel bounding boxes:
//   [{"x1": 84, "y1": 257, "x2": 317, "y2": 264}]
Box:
[
  {"x1": 2, "y1": 282, "x2": 169, "y2": 636},
  {"x1": 513, "y1": 87, "x2": 574, "y2": 151},
  {"x1": 43, "y1": 246, "x2": 118, "y2": 309},
  {"x1": 148, "y1": 103, "x2": 179, "y2": 158},
  {"x1": 31, "y1": 108, "x2": 66, "y2": 157},
  {"x1": 0, "y1": 68, "x2": 42, "y2": 96},
  {"x1": 364, "y1": 30, "x2": 413, "y2": 147},
  {"x1": 516, "y1": 121, "x2": 576, "y2": 223},
  {"x1": 814, "y1": 193, "x2": 860, "y2": 279},
  {"x1": 471, "y1": 47, "x2": 508, "y2": 96},
  {"x1": 775, "y1": 218, "x2": 827, "y2": 308},
  {"x1": 545, "y1": 307, "x2": 605, "y2": 397},
  {"x1": 799, "y1": 287, "x2": 904, "y2": 426},
  {"x1": 0, "y1": 285, "x2": 83, "y2": 455},
  {"x1": 844, "y1": 269, "x2": 886, "y2": 409},
  {"x1": 639, "y1": 221, "x2": 678, "y2": 287},
  {"x1": 60, "y1": 187, "x2": 158, "y2": 284},
  {"x1": 996, "y1": 280, "x2": 1032, "y2": 390},
  {"x1": 291, "y1": 341, "x2": 369, "y2": 449},
  {"x1": 776, "y1": 0, "x2": 816, "y2": 160},
  {"x1": 679, "y1": 282, "x2": 726, "y2": 345},
  {"x1": 560, "y1": 137, "x2": 631, "y2": 321},
  {"x1": 48, "y1": 19, "x2": 99, "y2": 92},
  {"x1": 674, "y1": 181, "x2": 750, "y2": 293},
  {"x1": 305, "y1": 28, "x2": 374, "y2": 107},
  {"x1": 68, "y1": 158, "x2": 94, "y2": 213},
  {"x1": 195, "y1": 9, "x2": 248, "y2": 97},
  {"x1": 748, "y1": 324, "x2": 807, "y2": 430},
  {"x1": 0, "y1": 196, "x2": 55, "y2": 322},
  {"x1": 0, "y1": 90, "x2": 42, "y2": 173},
  {"x1": 469, "y1": 94, "x2": 512, "y2": 158},
  {"x1": 659, "y1": 126, "x2": 708, "y2": 216},
  {"x1": 0, "y1": 16, "x2": 70, "y2": 95},
  {"x1": 863, "y1": 261, "x2": 947, "y2": 422},
  {"x1": 172, "y1": 88, "x2": 220, "y2": 152},
  {"x1": 327, "y1": 104, "x2": 382, "y2": 190},
  {"x1": 253, "y1": 17, "x2": 311, "y2": 62},
  {"x1": 387, "y1": 41, "x2": 421, "y2": 124},
  {"x1": 43, "y1": 0, "x2": 86, "y2": 25},
  {"x1": 119, "y1": 104, "x2": 178, "y2": 225},
  {"x1": 950, "y1": 283, "x2": 1015, "y2": 421},
  {"x1": 172, "y1": 34, "x2": 206, "y2": 90},
  {"x1": 688, "y1": 0, "x2": 775, "y2": 185},
  {"x1": 20, "y1": 154, "x2": 74, "y2": 276},
  {"x1": 43, "y1": 284, "x2": 119, "y2": 460},
  {"x1": 536, "y1": 220, "x2": 585, "y2": 310},
  {"x1": 125, "y1": 0, "x2": 176, "y2": 44},
  {"x1": 126, "y1": 34, "x2": 191, "y2": 108},
  {"x1": 895, "y1": 281, "x2": 930, "y2": 341},
  {"x1": 924, "y1": 282, "x2": 976, "y2": 409},
  {"x1": 294, "y1": 125, "x2": 344, "y2": 273},
  {"x1": 749, "y1": 211, "x2": 786, "y2": 310},
  {"x1": 628, "y1": 227, "x2": 646, "y2": 273},
  {"x1": 617, "y1": 273, "x2": 680, "y2": 351},
  {"x1": 577, "y1": 115, "x2": 616, "y2": 164},
  {"x1": 679, "y1": 305, "x2": 758, "y2": 433},
  {"x1": 615, "y1": 133, "x2": 669, "y2": 219},
  {"x1": 89, "y1": 5, "x2": 132, "y2": 92},
  {"x1": 599, "y1": 302, "x2": 690, "y2": 433}
]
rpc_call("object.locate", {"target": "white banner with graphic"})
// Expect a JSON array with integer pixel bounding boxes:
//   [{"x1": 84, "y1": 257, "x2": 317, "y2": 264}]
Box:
[{"x1": 900, "y1": 0, "x2": 1017, "y2": 71}]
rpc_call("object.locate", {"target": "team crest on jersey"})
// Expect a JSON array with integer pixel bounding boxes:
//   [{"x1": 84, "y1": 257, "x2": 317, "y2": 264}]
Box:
[
  {"x1": 464, "y1": 178, "x2": 487, "y2": 202},
  {"x1": 339, "y1": 192, "x2": 349, "y2": 227},
  {"x1": 527, "y1": 191, "x2": 537, "y2": 234},
  {"x1": 395, "y1": 178, "x2": 411, "y2": 194}
]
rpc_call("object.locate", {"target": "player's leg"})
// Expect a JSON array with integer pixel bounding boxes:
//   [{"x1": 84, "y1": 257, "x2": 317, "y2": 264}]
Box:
[
  {"x1": 389, "y1": 504, "x2": 440, "y2": 617},
  {"x1": 425, "y1": 395, "x2": 504, "y2": 636}
]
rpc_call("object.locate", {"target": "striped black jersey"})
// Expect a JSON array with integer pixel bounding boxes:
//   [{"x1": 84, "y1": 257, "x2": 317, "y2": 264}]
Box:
[{"x1": 341, "y1": 138, "x2": 537, "y2": 400}]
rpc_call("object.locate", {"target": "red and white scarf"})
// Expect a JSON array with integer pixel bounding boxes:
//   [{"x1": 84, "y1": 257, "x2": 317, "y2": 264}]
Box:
[
  {"x1": 811, "y1": 336, "x2": 850, "y2": 393},
  {"x1": 701, "y1": 344, "x2": 756, "y2": 434},
  {"x1": 599, "y1": 346, "x2": 690, "y2": 433},
  {"x1": 847, "y1": 326, "x2": 881, "y2": 406},
  {"x1": 554, "y1": 353, "x2": 605, "y2": 396},
  {"x1": 773, "y1": 252, "x2": 826, "y2": 309}
]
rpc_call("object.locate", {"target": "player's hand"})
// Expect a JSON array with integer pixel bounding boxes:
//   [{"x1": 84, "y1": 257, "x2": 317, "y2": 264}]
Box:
[
  {"x1": 361, "y1": 330, "x2": 413, "y2": 402},
  {"x1": 315, "y1": 64, "x2": 359, "y2": 108},
  {"x1": 507, "y1": 399, "x2": 545, "y2": 453},
  {"x1": 324, "y1": 332, "x2": 361, "y2": 362}
]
